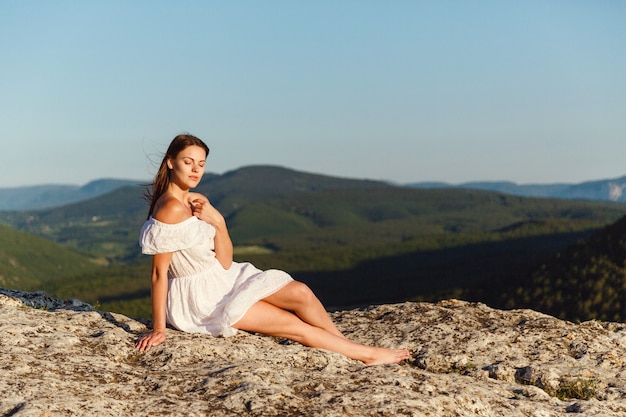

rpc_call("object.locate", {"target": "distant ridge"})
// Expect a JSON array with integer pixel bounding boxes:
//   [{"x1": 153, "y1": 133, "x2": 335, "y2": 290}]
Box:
[
  {"x1": 0, "y1": 179, "x2": 144, "y2": 211},
  {"x1": 4, "y1": 166, "x2": 626, "y2": 211},
  {"x1": 407, "y1": 175, "x2": 626, "y2": 202},
  {"x1": 0, "y1": 166, "x2": 389, "y2": 212}
]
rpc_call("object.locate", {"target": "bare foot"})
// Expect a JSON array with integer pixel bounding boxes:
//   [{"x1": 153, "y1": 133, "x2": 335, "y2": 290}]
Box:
[{"x1": 363, "y1": 347, "x2": 411, "y2": 366}]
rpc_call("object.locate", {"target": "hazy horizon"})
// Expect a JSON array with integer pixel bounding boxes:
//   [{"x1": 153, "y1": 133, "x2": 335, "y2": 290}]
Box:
[{"x1": 3, "y1": 163, "x2": 626, "y2": 191}]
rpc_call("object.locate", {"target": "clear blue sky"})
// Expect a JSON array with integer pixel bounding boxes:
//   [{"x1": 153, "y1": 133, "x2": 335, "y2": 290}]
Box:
[{"x1": 1, "y1": 1, "x2": 624, "y2": 188}]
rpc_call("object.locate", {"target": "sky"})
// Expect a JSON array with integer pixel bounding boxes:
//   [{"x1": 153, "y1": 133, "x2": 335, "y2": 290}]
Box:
[{"x1": 1, "y1": 1, "x2": 625, "y2": 188}]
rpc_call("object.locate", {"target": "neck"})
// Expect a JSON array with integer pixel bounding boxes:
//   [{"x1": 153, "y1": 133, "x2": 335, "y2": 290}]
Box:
[{"x1": 166, "y1": 183, "x2": 190, "y2": 203}]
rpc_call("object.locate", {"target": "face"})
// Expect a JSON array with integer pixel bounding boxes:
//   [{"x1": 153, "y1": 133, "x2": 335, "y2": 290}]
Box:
[{"x1": 167, "y1": 145, "x2": 207, "y2": 189}]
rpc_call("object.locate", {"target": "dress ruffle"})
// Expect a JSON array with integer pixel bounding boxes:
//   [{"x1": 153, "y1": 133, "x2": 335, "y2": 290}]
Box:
[{"x1": 140, "y1": 216, "x2": 215, "y2": 254}]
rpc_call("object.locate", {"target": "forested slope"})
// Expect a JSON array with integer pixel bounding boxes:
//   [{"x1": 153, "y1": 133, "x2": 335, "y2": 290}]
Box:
[{"x1": 504, "y1": 215, "x2": 626, "y2": 322}]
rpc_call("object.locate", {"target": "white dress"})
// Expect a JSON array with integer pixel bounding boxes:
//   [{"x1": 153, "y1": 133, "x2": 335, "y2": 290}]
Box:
[{"x1": 139, "y1": 216, "x2": 293, "y2": 337}]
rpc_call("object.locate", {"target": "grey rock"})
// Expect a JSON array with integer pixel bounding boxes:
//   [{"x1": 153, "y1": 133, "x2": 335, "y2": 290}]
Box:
[{"x1": 2, "y1": 291, "x2": 626, "y2": 416}]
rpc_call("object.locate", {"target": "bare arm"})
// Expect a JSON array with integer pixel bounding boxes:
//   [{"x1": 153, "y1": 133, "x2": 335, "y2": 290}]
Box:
[
  {"x1": 150, "y1": 253, "x2": 171, "y2": 332},
  {"x1": 189, "y1": 193, "x2": 234, "y2": 269},
  {"x1": 136, "y1": 251, "x2": 172, "y2": 351},
  {"x1": 207, "y1": 212, "x2": 234, "y2": 270}
]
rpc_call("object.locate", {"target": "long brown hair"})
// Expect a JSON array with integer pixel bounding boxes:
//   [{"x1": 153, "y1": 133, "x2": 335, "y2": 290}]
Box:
[{"x1": 145, "y1": 134, "x2": 210, "y2": 218}]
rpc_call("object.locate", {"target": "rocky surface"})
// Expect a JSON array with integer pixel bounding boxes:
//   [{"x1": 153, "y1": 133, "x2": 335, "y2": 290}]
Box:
[{"x1": 2, "y1": 288, "x2": 626, "y2": 417}]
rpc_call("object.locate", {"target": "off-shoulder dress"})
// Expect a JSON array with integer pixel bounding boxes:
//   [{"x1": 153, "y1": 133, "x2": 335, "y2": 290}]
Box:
[{"x1": 139, "y1": 216, "x2": 293, "y2": 336}]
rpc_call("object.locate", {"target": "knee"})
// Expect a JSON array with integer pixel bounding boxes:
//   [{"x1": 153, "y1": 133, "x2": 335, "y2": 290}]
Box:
[{"x1": 291, "y1": 281, "x2": 317, "y2": 305}]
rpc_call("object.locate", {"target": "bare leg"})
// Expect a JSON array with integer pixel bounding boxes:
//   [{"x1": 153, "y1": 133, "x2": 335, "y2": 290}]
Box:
[
  {"x1": 263, "y1": 281, "x2": 345, "y2": 338},
  {"x1": 233, "y1": 300, "x2": 410, "y2": 366}
]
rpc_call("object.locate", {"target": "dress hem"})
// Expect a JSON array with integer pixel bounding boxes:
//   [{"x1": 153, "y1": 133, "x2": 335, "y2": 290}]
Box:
[{"x1": 227, "y1": 279, "x2": 293, "y2": 332}]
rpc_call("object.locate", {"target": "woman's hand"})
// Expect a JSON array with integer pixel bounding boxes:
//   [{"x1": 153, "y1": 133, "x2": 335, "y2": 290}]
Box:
[
  {"x1": 135, "y1": 330, "x2": 166, "y2": 352},
  {"x1": 188, "y1": 192, "x2": 233, "y2": 269},
  {"x1": 189, "y1": 194, "x2": 226, "y2": 228}
]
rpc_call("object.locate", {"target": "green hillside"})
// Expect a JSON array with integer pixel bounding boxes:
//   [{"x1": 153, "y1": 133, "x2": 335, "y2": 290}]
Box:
[
  {"x1": 228, "y1": 187, "x2": 624, "y2": 246},
  {"x1": 3, "y1": 175, "x2": 623, "y2": 267},
  {"x1": 0, "y1": 185, "x2": 148, "y2": 263},
  {"x1": 1, "y1": 166, "x2": 626, "y2": 321},
  {"x1": 503, "y1": 215, "x2": 626, "y2": 322},
  {"x1": 0, "y1": 224, "x2": 99, "y2": 291}
]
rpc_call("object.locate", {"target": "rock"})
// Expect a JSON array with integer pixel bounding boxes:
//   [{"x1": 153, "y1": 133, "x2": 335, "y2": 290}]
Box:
[{"x1": 2, "y1": 289, "x2": 626, "y2": 416}]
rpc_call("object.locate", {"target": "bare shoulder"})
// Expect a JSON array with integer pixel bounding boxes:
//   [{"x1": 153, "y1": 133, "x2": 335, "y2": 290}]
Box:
[{"x1": 153, "y1": 196, "x2": 192, "y2": 224}]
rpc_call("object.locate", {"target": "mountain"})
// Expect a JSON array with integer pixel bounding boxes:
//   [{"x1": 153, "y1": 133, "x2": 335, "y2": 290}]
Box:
[
  {"x1": 0, "y1": 178, "x2": 144, "y2": 211},
  {"x1": 2, "y1": 165, "x2": 626, "y2": 321},
  {"x1": 3, "y1": 165, "x2": 625, "y2": 265},
  {"x1": 407, "y1": 175, "x2": 626, "y2": 202},
  {"x1": 195, "y1": 165, "x2": 392, "y2": 215}
]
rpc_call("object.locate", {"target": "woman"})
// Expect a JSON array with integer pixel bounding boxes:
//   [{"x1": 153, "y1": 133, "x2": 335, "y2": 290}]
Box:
[{"x1": 135, "y1": 134, "x2": 410, "y2": 365}]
